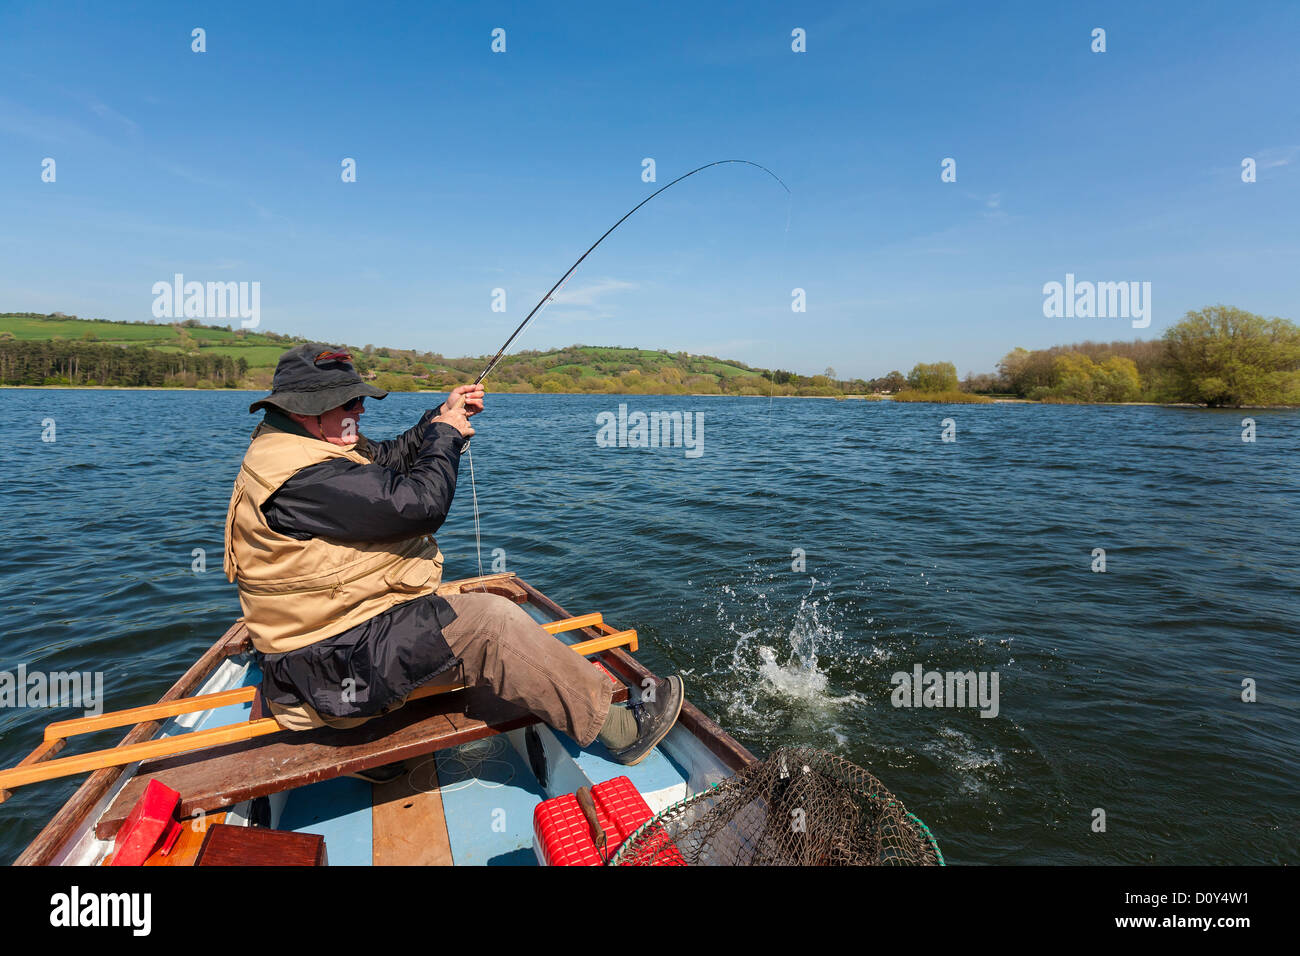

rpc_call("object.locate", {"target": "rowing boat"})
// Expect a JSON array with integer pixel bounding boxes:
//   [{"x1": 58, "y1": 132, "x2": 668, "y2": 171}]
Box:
[{"x1": 7, "y1": 572, "x2": 756, "y2": 866}]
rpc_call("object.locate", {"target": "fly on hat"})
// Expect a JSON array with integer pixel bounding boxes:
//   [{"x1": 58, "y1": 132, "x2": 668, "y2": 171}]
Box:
[{"x1": 248, "y1": 342, "x2": 389, "y2": 415}]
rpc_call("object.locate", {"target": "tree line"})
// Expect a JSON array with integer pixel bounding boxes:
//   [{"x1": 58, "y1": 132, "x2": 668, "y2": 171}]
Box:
[
  {"x1": 877, "y1": 306, "x2": 1298, "y2": 406},
  {"x1": 4, "y1": 304, "x2": 1295, "y2": 406},
  {"x1": 987, "y1": 307, "x2": 1300, "y2": 406},
  {"x1": 0, "y1": 340, "x2": 249, "y2": 387}
]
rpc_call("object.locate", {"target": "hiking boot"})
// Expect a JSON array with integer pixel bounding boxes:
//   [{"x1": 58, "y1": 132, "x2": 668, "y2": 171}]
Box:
[{"x1": 608, "y1": 675, "x2": 684, "y2": 766}]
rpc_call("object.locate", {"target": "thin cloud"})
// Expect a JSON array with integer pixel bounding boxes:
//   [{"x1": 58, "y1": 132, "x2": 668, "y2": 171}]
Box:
[
  {"x1": 86, "y1": 97, "x2": 138, "y2": 133},
  {"x1": 549, "y1": 277, "x2": 638, "y2": 307},
  {"x1": 539, "y1": 277, "x2": 639, "y2": 321},
  {"x1": 1211, "y1": 145, "x2": 1299, "y2": 177},
  {"x1": 1257, "y1": 145, "x2": 1299, "y2": 169},
  {"x1": 961, "y1": 190, "x2": 1007, "y2": 220}
]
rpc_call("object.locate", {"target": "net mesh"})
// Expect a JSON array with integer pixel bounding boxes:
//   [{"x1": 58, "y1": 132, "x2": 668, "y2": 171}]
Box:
[{"x1": 611, "y1": 746, "x2": 943, "y2": 866}]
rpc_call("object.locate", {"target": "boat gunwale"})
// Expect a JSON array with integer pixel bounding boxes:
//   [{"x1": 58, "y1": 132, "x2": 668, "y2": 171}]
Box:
[
  {"x1": 14, "y1": 618, "x2": 252, "y2": 866},
  {"x1": 15, "y1": 571, "x2": 757, "y2": 866}
]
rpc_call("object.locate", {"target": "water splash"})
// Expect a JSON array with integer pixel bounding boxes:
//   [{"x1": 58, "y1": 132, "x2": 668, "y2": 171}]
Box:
[
  {"x1": 922, "y1": 726, "x2": 1006, "y2": 796},
  {"x1": 697, "y1": 571, "x2": 878, "y2": 748}
]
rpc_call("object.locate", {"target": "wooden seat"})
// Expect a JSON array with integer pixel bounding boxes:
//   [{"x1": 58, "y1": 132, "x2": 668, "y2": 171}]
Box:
[
  {"x1": 196, "y1": 824, "x2": 326, "y2": 866},
  {"x1": 95, "y1": 682, "x2": 627, "y2": 841}
]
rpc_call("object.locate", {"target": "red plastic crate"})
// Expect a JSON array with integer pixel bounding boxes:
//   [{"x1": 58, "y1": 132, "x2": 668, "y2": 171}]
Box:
[
  {"x1": 534, "y1": 776, "x2": 683, "y2": 866},
  {"x1": 110, "y1": 778, "x2": 183, "y2": 866}
]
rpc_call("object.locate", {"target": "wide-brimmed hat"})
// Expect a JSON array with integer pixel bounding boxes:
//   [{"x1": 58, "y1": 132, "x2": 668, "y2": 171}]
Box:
[{"x1": 249, "y1": 343, "x2": 388, "y2": 415}]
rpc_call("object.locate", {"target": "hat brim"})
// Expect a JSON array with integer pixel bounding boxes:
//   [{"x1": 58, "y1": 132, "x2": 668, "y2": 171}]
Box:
[{"x1": 249, "y1": 382, "x2": 388, "y2": 415}]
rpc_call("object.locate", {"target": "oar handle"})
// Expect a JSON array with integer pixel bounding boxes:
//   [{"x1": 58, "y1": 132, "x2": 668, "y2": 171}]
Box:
[{"x1": 0, "y1": 618, "x2": 636, "y2": 797}]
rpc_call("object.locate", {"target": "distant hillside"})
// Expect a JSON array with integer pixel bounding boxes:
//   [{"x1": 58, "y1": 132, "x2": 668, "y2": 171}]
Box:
[
  {"x1": 6, "y1": 307, "x2": 1293, "y2": 406},
  {"x1": 0, "y1": 313, "x2": 851, "y2": 395}
]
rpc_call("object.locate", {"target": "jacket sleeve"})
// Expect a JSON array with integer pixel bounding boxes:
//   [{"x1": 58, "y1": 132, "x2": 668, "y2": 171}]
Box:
[
  {"x1": 356, "y1": 405, "x2": 443, "y2": 474},
  {"x1": 262, "y1": 420, "x2": 465, "y2": 543}
]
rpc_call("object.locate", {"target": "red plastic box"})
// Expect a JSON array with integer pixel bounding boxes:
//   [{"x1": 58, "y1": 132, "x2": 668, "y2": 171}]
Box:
[
  {"x1": 110, "y1": 778, "x2": 183, "y2": 866},
  {"x1": 533, "y1": 775, "x2": 683, "y2": 866}
]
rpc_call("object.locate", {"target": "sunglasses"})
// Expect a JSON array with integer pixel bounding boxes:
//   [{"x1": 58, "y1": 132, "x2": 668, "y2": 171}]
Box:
[{"x1": 341, "y1": 397, "x2": 364, "y2": 412}]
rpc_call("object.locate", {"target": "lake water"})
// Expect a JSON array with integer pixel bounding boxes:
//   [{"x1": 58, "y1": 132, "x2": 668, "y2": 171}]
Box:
[{"x1": 1, "y1": 389, "x2": 1297, "y2": 864}]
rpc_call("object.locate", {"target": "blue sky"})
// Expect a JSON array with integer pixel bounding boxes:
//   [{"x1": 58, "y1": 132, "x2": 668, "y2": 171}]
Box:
[{"x1": 2, "y1": 0, "x2": 1297, "y2": 379}]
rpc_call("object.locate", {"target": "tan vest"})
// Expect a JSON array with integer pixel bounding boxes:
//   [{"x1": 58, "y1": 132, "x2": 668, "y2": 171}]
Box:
[{"x1": 223, "y1": 423, "x2": 445, "y2": 657}]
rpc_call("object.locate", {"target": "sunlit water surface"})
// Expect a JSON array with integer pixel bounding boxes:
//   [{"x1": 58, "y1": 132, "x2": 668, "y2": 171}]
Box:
[{"x1": 1, "y1": 390, "x2": 1296, "y2": 864}]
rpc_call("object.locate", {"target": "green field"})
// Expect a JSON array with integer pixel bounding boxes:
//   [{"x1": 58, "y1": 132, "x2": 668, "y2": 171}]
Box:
[
  {"x1": 0, "y1": 313, "x2": 840, "y2": 395},
  {"x1": 0, "y1": 315, "x2": 296, "y2": 363},
  {"x1": 0, "y1": 316, "x2": 184, "y2": 342}
]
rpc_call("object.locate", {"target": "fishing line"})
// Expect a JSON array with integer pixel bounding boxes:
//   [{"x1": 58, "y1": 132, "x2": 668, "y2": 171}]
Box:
[
  {"x1": 472, "y1": 159, "x2": 790, "y2": 388},
  {"x1": 461, "y1": 160, "x2": 790, "y2": 585},
  {"x1": 768, "y1": 178, "x2": 794, "y2": 426},
  {"x1": 467, "y1": 444, "x2": 485, "y2": 583},
  {"x1": 407, "y1": 737, "x2": 514, "y2": 793}
]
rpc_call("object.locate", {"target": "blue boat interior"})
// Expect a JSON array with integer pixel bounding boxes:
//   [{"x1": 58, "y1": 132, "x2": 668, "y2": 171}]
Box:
[{"x1": 165, "y1": 615, "x2": 698, "y2": 865}]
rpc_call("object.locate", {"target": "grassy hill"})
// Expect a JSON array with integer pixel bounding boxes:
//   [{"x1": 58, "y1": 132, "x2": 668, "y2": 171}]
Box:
[
  {"x1": 0, "y1": 313, "x2": 849, "y2": 396},
  {"x1": 0, "y1": 313, "x2": 293, "y2": 373}
]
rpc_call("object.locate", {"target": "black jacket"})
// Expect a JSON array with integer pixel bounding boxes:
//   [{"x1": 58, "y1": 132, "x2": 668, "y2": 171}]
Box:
[{"x1": 255, "y1": 407, "x2": 466, "y2": 719}]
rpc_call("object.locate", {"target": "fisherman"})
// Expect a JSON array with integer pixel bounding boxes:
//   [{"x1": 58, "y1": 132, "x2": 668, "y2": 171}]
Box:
[{"x1": 223, "y1": 343, "x2": 683, "y2": 770}]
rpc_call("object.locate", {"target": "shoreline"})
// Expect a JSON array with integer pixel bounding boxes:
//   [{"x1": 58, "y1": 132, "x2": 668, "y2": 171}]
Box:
[
  {"x1": 2, "y1": 385, "x2": 1295, "y2": 409},
  {"x1": 0, "y1": 385, "x2": 267, "y2": 392}
]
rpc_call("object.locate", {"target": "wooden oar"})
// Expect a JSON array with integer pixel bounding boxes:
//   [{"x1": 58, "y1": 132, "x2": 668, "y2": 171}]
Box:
[{"x1": 0, "y1": 620, "x2": 632, "y2": 795}]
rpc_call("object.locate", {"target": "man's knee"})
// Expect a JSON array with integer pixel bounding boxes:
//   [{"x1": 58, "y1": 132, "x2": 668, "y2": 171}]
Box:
[{"x1": 479, "y1": 593, "x2": 529, "y2": 640}]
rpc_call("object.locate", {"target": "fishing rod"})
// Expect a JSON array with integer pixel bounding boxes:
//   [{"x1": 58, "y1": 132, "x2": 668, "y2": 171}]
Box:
[
  {"x1": 459, "y1": 159, "x2": 789, "y2": 587},
  {"x1": 472, "y1": 159, "x2": 790, "y2": 386}
]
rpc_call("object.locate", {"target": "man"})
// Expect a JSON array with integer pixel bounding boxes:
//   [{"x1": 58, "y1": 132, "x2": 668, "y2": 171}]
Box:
[{"x1": 223, "y1": 343, "x2": 682, "y2": 768}]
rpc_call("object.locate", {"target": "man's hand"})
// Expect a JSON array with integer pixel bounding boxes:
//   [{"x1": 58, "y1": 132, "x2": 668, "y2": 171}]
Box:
[
  {"x1": 432, "y1": 385, "x2": 484, "y2": 439},
  {"x1": 448, "y1": 383, "x2": 485, "y2": 417}
]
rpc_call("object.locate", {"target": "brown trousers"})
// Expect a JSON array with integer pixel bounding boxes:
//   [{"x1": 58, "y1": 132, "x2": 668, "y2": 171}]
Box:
[
  {"x1": 438, "y1": 592, "x2": 613, "y2": 747},
  {"x1": 266, "y1": 592, "x2": 614, "y2": 745}
]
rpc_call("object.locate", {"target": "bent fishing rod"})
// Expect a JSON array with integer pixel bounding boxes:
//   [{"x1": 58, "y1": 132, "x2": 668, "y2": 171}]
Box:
[
  {"x1": 458, "y1": 159, "x2": 788, "y2": 585},
  {"x1": 471, "y1": 159, "x2": 790, "y2": 386}
]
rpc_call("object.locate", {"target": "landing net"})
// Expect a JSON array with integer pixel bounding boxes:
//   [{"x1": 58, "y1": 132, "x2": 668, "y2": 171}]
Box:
[{"x1": 611, "y1": 746, "x2": 944, "y2": 866}]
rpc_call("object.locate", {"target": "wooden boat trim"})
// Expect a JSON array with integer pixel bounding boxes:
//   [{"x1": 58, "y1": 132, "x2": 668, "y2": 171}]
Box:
[
  {"x1": 90, "y1": 625, "x2": 636, "y2": 838},
  {"x1": 0, "y1": 739, "x2": 70, "y2": 805},
  {"x1": 31, "y1": 613, "x2": 612, "y2": 752},
  {"x1": 15, "y1": 572, "x2": 519, "y2": 863},
  {"x1": 14, "y1": 619, "x2": 251, "y2": 866},
  {"x1": 16, "y1": 571, "x2": 754, "y2": 864},
  {"x1": 5, "y1": 627, "x2": 636, "y2": 794},
  {"x1": 95, "y1": 690, "x2": 523, "y2": 839},
  {"x1": 92, "y1": 677, "x2": 627, "y2": 841}
]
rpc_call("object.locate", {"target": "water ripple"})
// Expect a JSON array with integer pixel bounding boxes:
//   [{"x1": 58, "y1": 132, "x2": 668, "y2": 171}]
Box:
[{"x1": 0, "y1": 390, "x2": 1297, "y2": 864}]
